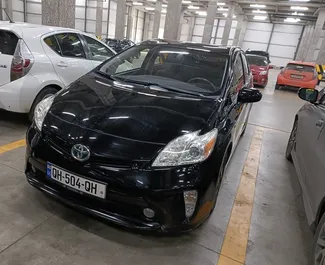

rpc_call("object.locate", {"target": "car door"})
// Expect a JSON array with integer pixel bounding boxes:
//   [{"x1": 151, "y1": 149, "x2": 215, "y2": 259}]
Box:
[
  {"x1": 80, "y1": 35, "x2": 115, "y2": 68},
  {"x1": 0, "y1": 30, "x2": 18, "y2": 86},
  {"x1": 228, "y1": 52, "x2": 246, "y2": 145},
  {"x1": 302, "y1": 93, "x2": 325, "y2": 215},
  {"x1": 42, "y1": 32, "x2": 94, "y2": 86}
]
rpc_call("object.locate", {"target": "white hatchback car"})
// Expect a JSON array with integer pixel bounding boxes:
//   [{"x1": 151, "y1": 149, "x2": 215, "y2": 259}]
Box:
[{"x1": 0, "y1": 22, "x2": 116, "y2": 120}]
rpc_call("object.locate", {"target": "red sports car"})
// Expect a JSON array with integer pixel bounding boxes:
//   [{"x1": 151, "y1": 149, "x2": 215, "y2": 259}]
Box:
[{"x1": 246, "y1": 54, "x2": 270, "y2": 88}]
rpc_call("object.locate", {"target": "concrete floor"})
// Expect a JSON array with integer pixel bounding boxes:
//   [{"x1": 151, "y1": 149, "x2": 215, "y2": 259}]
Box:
[{"x1": 0, "y1": 70, "x2": 314, "y2": 265}]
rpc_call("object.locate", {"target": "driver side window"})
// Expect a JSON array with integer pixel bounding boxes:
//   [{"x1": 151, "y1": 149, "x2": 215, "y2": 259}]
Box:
[{"x1": 231, "y1": 55, "x2": 245, "y2": 94}]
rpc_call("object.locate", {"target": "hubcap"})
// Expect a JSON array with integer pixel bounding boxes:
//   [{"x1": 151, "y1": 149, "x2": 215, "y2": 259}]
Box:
[{"x1": 315, "y1": 224, "x2": 325, "y2": 265}]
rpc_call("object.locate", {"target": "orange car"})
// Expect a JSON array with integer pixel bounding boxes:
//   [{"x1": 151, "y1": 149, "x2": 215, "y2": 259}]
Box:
[{"x1": 276, "y1": 61, "x2": 318, "y2": 90}]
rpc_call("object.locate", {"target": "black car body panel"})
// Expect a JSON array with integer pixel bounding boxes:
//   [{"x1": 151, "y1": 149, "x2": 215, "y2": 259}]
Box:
[{"x1": 25, "y1": 40, "x2": 261, "y2": 232}]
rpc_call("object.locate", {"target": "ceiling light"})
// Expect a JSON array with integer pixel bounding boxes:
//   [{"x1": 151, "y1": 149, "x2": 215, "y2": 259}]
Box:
[
  {"x1": 147, "y1": 0, "x2": 156, "y2": 2},
  {"x1": 162, "y1": 4, "x2": 167, "y2": 7},
  {"x1": 218, "y1": 7, "x2": 228, "y2": 11},
  {"x1": 289, "y1": 0, "x2": 309, "y2": 2},
  {"x1": 132, "y1": 2, "x2": 143, "y2": 6},
  {"x1": 182, "y1": 0, "x2": 191, "y2": 4},
  {"x1": 250, "y1": 4, "x2": 266, "y2": 8},
  {"x1": 284, "y1": 17, "x2": 301, "y2": 22},
  {"x1": 290, "y1": 6, "x2": 308, "y2": 10},
  {"x1": 218, "y1": 2, "x2": 226, "y2": 5},
  {"x1": 188, "y1": 5, "x2": 200, "y2": 9},
  {"x1": 162, "y1": 8, "x2": 167, "y2": 13},
  {"x1": 196, "y1": 11, "x2": 207, "y2": 16},
  {"x1": 253, "y1": 15, "x2": 267, "y2": 20},
  {"x1": 292, "y1": 11, "x2": 305, "y2": 16},
  {"x1": 252, "y1": 9, "x2": 267, "y2": 14},
  {"x1": 223, "y1": 13, "x2": 236, "y2": 18},
  {"x1": 145, "y1": 7, "x2": 155, "y2": 10}
]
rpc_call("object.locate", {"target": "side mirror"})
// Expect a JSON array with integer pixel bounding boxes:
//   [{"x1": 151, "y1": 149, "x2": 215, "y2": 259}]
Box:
[
  {"x1": 238, "y1": 87, "x2": 262, "y2": 103},
  {"x1": 298, "y1": 88, "x2": 318, "y2": 103}
]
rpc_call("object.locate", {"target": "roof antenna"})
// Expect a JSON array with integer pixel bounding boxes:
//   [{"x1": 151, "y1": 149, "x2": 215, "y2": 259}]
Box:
[{"x1": 3, "y1": 9, "x2": 14, "y2": 23}]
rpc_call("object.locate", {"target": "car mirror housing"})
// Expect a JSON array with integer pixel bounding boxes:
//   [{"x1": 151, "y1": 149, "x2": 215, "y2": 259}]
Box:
[
  {"x1": 298, "y1": 88, "x2": 318, "y2": 103},
  {"x1": 238, "y1": 87, "x2": 262, "y2": 103}
]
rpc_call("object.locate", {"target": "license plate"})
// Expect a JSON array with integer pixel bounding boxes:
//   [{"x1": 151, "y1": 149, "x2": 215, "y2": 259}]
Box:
[
  {"x1": 291, "y1": 74, "x2": 303, "y2": 79},
  {"x1": 46, "y1": 162, "x2": 106, "y2": 199}
]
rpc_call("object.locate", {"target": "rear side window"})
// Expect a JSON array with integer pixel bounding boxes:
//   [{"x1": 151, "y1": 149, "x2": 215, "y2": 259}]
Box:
[
  {"x1": 0, "y1": 30, "x2": 18, "y2": 55},
  {"x1": 286, "y1": 63, "x2": 315, "y2": 73},
  {"x1": 55, "y1": 33, "x2": 86, "y2": 59},
  {"x1": 44, "y1": 35, "x2": 61, "y2": 55}
]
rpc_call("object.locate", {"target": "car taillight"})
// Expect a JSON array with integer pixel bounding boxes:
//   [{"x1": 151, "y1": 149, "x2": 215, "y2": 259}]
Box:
[
  {"x1": 313, "y1": 71, "x2": 318, "y2": 80},
  {"x1": 10, "y1": 39, "x2": 34, "y2": 82}
]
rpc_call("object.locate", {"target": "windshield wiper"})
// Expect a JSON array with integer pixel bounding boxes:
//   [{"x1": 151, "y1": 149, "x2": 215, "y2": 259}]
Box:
[
  {"x1": 96, "y1": 70, "x2": 119, "y2": 81},
  {"x1": 112, "y1": 78, "x2": 206, "y2": 98}
]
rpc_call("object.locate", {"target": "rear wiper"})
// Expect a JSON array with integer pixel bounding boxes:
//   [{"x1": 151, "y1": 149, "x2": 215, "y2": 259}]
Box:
[{"x1": 113, "y1": 78, "x2": 206, "y2": 98}]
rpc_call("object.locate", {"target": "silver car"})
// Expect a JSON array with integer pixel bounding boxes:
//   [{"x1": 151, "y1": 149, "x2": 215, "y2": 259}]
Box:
[{"x1": 286, "y1": 88, "x2": 325, "y2": 265}]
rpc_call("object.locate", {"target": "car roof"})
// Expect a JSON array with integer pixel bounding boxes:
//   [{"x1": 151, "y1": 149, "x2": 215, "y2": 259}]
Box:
[
  {"x1": 288, "y1": 61, "x2": 315, "y2": 67},
  {"x1": 0, "y1": 21, "x2": 83, "y2": 38},
  {"x1": 140, "y1": 39, "x2": 239, "y2": 56}
]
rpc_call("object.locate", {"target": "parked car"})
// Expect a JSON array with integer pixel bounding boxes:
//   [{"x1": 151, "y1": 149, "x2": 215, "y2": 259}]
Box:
[
  {"x1": 0, "y1": 22, "x2": 116, "y2": 120},
  {"x1": 286, "y1": 87, "x2": 325, "y2": 265},
  {"x1": 246, "y1": 54, "x2": 270, "y2": 88},
  {"x1": 276, "y1": 61, "x2": 318, "y2": 90},
  {"x1": 25, "y1": 40, "x2": 262, "y2": 232},
  {"x1": 246, "y1": 49, "x2": 270, "y2": 64},
  {"x1": 103, "y1": 38, "x2": 135, "y2": 53}
]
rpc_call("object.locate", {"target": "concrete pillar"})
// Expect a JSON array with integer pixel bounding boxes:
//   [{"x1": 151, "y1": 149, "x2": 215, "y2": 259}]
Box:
[
  {"x1": 296, "y1": 25, "x2": 311, "y2": 61},
  {"x1": 237, "y1": 20, "x2": 247, "y2": 47},
  {"x1": 126, "y1": 6, "x2": 133, "y2": 39},
  {"x1": 42, "y1": 0, "x2": 75, "y2": 28},
  {"x1": 233, "y1": 15, "x2": 244, "y2": 46},
  {"x1": 202, "y1": 0, "x2": 217, "y2": 44},
  {"x1": 317, "y1": 32, "x2": 325, "y2": 64},
  {"x1": 302, "y1": 25, "x2": 315, "y2": 61},
  {"x1": 177, "y1": 10, "x2": 185, "y2": 40},
  {"x1": 187, "y1": 16, "x2": 196, "y2": 41},
  {"x1": 306, "y1": 9, "x2": 325, "y2": 62},
  {"x1": 95, "y1": 0, "x2": 103, "y2": 38},
  {"x1": 221, "y1": 2, "x2": 235, "y2": 46},
  {"x1": 163, "y1": 0, "x2": 182, "y2": 40},
  {"x1": 152, "y1": 0, "x2": 162, "y2": 38},
  {"x1": 115, "y1": 0, "x2": 127, "y2": 39},
  {"x1": 143, "y1": 12, "x2": 150, "y2": 41}
]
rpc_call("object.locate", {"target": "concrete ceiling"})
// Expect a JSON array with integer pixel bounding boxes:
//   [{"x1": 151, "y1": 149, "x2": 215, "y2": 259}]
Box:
[{"x1": 127, "y1": 0, "x2": 325, "y2": 24}]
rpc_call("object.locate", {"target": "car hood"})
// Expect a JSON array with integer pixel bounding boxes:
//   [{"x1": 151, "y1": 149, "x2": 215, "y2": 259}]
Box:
[{"x1": 43, "y1": 72, "x2": 219, "y2": 163}]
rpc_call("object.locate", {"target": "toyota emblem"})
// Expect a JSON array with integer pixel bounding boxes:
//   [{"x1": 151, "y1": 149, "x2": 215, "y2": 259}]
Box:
[{"x1": 71, "y1": 144, "x2": 90, "y2": 162}]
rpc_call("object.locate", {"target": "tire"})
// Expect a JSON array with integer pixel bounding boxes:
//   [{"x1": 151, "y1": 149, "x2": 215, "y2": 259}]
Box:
[
  {"x1": 28, "y1": 87, "x2": 58, "y2": 122},
  {"x1": 285, "y1": 119, "x2": 298, "y2": 162},
  {"x1": 275, "y1": 83, "x2": 280, "y2": 90},
  {"x1": 210, "y1": 152, "x2": 228, "y2": 214},
  {"x1": 311, "y1": 213, "x2": 325, "y2": 265}
]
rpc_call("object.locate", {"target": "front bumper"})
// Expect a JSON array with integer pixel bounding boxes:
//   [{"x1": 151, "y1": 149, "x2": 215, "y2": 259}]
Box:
[
  {"x1": 253, "y1": 74, "x2": 268, "y2": 87},
  {"x1": 25, "y1": 126, "x2": 223, "y2": 233}
]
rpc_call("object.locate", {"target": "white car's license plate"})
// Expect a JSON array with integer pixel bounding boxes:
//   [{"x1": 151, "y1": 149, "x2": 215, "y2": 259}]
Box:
[{"x1": 46, "y1": 162, "x2": 106, "y2": 199}]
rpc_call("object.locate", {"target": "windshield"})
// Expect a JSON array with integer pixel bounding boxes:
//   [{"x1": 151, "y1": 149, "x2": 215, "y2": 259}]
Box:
[
  {"x1": 99, "y1": 44, "x2": 228, "y2": 96},
  {"x1": 286, "y1": 63, "x2": 315, "y2": 73},
  {"x1": 247, "y1": 55, "x2": 268, "y2": 66}
]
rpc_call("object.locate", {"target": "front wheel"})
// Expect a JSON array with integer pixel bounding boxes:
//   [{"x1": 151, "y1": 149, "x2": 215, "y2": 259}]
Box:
[
  {"x1": 285, "y1": 119, "x2": 298, "y2": 162},
  {"x1": 311, "y1": 213, "x2": 325, "y2": 265},
  {"x1": 275, "y1": 83, "x2": 280, "y2": 90}
]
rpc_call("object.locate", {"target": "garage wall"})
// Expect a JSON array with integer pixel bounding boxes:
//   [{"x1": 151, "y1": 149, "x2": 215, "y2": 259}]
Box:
[
  {"x1": 242, "y1": 22, "x2": 303, "y2": 67},
  {"x1": 11, "y1": 0, "x2": 42, "y2": 24},
  {"x1": 191, "y1": 17, "x2": 237, "y2": 45}
]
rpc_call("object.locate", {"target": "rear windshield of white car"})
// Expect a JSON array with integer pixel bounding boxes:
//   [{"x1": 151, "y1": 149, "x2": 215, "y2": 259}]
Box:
[
  {"x1": 286, "y1": 63, "x2": 315, "y2": 73},
  {"x1": 0, "y1": 30, "x2": 18, "y2": 55},
  {"x1": 99, "y1": 44, "x2": 228, "y2": 96}
]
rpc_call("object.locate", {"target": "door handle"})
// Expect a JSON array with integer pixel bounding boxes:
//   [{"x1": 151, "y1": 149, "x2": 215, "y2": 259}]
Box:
[
  {"x1": 57, "y1": 61, "x2": 68, "y2": 68},
  {"x1": 316, "y1": 120, "x2": 324, "y2": 127}
]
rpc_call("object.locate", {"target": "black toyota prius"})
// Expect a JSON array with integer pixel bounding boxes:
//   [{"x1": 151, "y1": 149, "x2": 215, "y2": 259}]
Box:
[{"x1": 25, "y1": 40, "x2": 262, "y2": 232}]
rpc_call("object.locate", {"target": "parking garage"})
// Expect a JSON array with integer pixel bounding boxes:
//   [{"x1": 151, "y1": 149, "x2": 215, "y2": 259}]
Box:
[{"x1": 0, "y1": 0, "x2": 324, "y2": 265}]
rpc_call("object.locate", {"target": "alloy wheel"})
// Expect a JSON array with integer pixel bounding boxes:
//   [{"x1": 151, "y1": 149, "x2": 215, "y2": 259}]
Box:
[
  {"x1": 315, "y1": 224, "x2": 325, "y2": 265},
  {"x1": 286, "y1": 121, "x2": 297, "y2": 160}
]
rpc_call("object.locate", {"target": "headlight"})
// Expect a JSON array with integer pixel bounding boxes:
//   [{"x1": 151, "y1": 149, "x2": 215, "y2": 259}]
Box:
[
  {"x1": 34, "y1": 95, "x2": 54, "y2": 131},
  {"x1": 152, "y1": 129, "x2": 218, "y2": 167},
  {"x1": 259, "y1": 71, "x2": 267, "y2": 76}
]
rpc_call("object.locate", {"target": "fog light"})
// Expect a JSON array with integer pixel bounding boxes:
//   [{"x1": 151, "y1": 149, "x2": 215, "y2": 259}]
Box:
[
  {"x1": 183, "y1": 190, "x2": 198, "y2": 218},
  {"x1": 143, "y1": 208, "x2": 155, "y2": 218}
]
